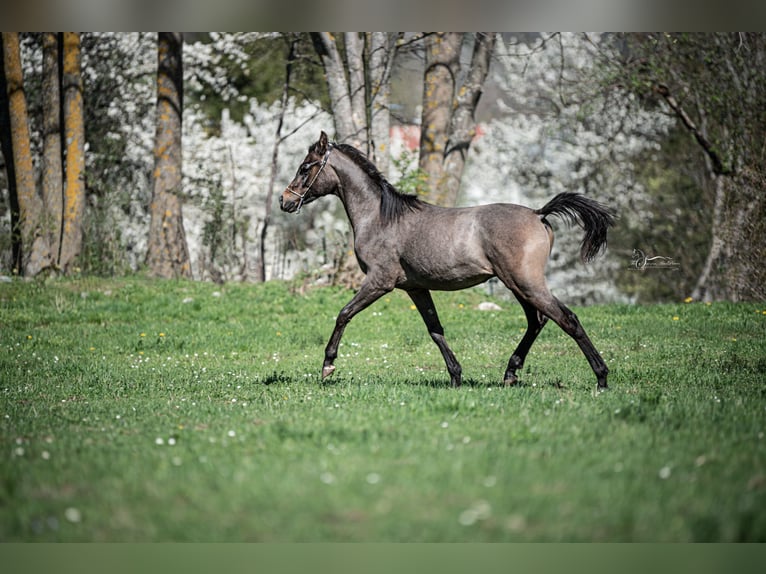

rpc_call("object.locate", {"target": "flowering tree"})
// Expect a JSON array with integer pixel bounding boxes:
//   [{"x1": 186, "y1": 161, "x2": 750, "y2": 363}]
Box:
[{"x1": 462, "y1": 33, "x2": 674, "y2": 303}]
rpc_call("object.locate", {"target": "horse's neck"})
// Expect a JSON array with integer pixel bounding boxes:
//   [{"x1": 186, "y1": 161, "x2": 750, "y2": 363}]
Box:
[{"x1": 333, "y1": 158, "x2": 382, "y2": 233}]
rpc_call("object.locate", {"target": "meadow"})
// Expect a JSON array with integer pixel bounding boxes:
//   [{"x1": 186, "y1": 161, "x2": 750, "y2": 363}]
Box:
[{"x1": 1, "y1": 276, "x2": 765, "y2": 541}]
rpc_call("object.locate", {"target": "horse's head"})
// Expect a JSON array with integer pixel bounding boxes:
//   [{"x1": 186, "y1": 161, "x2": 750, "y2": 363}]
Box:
[{"x1": 280, "y1": 131, "x2": 337, "y2": 214}]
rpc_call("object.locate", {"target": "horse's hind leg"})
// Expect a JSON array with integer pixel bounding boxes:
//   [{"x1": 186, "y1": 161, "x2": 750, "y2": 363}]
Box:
[
  {"x1": 531, "y1": 293, "x2": 609, "y2": 389},
  {"x1": 503, "y1": 299, "x2": 549, "y2": 386},
  {"x1": 407, "y1": 289, "x2": 462, "y2": 387},
  {"x1": 500, "y1": 279, "x2": 608, "y2": 389}
]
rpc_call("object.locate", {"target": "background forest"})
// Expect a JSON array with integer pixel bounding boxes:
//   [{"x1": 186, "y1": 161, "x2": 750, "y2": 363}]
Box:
[{"x1": 1, "y1": 32, "x2": 764, "y2": 303}]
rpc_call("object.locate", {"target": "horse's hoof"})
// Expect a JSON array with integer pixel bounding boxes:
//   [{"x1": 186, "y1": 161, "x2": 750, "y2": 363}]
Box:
[
  {"x1": 503, "y1": 375, "x2": 519, "y2": 387},
  {"x1": 322, "y1": 365, "x2": 336, "y2": 379}
]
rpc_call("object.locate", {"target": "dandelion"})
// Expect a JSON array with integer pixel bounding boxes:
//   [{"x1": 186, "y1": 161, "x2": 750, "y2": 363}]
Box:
[
  {"x1": 684, "y1": 297, "x2": 693, "y2": 303},
  {"x1": 409, "y1": 304, "x2": 417, "y2": 311},
  {"x1": 659, "y1": 466, "x2": 672, "y2": 479},
  {"x1": 158, "y1": 333, "x2": 165, "y2": 338},
  {"x1": 140, "y1": 333, "x2": 146, "y2": 338},
  {"x1": 155, "y1": 437, "x2": 164, "y2": 445},
  {"x1": 227, "y1": 430, "x2": 236, "y2": 438},
  {"x1": 672, "y1": 316, "x2": 679, "y2": 321}
]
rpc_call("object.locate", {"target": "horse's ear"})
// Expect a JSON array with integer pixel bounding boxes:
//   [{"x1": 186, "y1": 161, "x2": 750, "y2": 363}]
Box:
[{"x1": 318, "y1": 131, "x2": 329, "y2": 154}]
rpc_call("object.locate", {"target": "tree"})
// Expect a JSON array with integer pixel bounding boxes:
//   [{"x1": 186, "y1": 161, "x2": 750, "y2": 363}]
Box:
[
  {"x1": 258, "y1": 36, "x2": 297, "y2": 282},
  {"x1": 461, "y1": 33, "x2": 675, "y2": 303},
  {"x1": 1, "y1": 32, "x2": 51, "y2": 276},
  {"x1": 146, "y1": 32, "x2": 192, "y2": 279},
  {"x1": 59, "y1": 32, "x2": 86, "y2": 272},
  {"x1": 613, "y1": 33, "x2": 766, "y2": 301},
  {"x1": 310, "y1": 33, "x2": 402, "y2": 170},
  {"x1": 419, "y1": 32, "x2": 495, "y2": 206},
  {"x1": 41, "y1": 32, "x2": 63, "y2": 261}
]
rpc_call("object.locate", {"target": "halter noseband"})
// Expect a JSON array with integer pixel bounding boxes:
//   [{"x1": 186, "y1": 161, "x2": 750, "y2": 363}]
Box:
[{"x1": 285, "y1": 145, "x2": 333, "y2": 213}]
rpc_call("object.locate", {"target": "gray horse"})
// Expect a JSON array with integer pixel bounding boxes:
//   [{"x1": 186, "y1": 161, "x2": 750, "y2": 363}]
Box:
[{"x1": 280, "y1": 131, "x2": 615, "y2": 389}]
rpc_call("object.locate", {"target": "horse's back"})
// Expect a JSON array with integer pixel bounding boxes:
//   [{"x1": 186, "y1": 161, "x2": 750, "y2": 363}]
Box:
[{"x1": 395, "y1": 202, "x2": 551, "y2": 291}]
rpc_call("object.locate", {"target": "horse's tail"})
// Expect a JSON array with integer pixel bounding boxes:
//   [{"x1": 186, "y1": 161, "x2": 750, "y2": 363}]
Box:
[{"x1": 535, "y1": 192, "x2": 616, "y2": 262}]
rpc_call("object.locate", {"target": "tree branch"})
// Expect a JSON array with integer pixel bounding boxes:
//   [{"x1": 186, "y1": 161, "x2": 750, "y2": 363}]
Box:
[{"x1": 654, "y1": 83, "x2": 733, "y2": 176}]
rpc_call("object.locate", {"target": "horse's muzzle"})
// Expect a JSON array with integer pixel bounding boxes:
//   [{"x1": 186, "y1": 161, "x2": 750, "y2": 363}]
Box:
[{"x1": 279, "y1": 193, "x2": 298, "y2": 213}]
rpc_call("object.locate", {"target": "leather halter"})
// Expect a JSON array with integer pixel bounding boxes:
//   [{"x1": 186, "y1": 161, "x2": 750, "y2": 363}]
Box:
[{"x1": 285, "y1": 146, "x2": 332, "y2": 213}]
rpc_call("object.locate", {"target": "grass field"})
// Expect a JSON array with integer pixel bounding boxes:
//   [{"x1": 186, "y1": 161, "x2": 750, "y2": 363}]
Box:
[{"x1": 1, "y1": 276, "x2": 765, "y2": 541}]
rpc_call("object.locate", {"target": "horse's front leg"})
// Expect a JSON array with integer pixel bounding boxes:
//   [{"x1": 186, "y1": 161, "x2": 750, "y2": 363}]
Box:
[{"x1": 322, "y1": 280, "x2": 391, "y2": 380}]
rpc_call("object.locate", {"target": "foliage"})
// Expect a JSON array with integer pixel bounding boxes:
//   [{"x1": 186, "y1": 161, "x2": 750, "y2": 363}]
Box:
[
  {"x1": 463, "y1": 33, "x2": 675, "y2": 303},
  {"x1": 2, "y1": 277, "x2": 765, "y2": 541},
  {"x1": 184, "y1": 33, "x2": 328, "y2": 128},
  {"x1": 390, "y1": 150, "x2": 429, "y2": 197},
  {"x1": 602, "y1": 33, "x2": 766, "y2": 301}
]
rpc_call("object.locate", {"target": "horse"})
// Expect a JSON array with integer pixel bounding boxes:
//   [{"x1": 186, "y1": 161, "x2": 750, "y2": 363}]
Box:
[{"x1": 280, "y1": 131, "x2": 616, "y2": 389}]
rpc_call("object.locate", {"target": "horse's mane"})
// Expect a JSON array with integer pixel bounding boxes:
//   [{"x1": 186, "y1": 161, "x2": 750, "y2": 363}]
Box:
[{"x1": 333, "y1": 143, "x2": 423, "y2": 224}]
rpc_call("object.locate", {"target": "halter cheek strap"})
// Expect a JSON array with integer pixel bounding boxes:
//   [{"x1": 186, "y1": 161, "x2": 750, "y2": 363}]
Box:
[{"x1": 286, "y1": 146, "x2": 333, "y2": 213}]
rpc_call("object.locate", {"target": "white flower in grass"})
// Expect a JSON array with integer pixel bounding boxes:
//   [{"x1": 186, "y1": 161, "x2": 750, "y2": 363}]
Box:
[
  {"x1": 64, "y1": 507, "x2": 82, "y2": 523},
  {"x1": 659, "y1": 465, "x2": 672, "y2": 479},
  {"x1": 459, "y1": 500, "x2": 492, "y2": 526},
  {"x1": 320, "y1": 472, "x2": 336, "y2": 485}
]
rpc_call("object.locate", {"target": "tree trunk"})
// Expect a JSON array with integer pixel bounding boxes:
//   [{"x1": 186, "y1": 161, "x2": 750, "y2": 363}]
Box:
[
  {"x1": 441, "y1": 32, "x2": 495, "y2": 206},
  {"x1": 368, "y1": 32, "x2": 397, "y2": 177},
  {"x1": 146, "y1": 32, "x2": 192, "y2": 279},
  {"x1": 258, "y1": 36, "x2": 296, "y2": 283},
  {"x1": 344, "y1": 32, "x2": 367, "y2": 151},
  {"x1": 419, "y1": 32, "x2": 462, "y2": 205},
  {"x1": 2, "y1": 32, "x2": 50, "y2": 276},
  {"x1": 418, "y1": 32, "x2": 496, "y2": 207},
  {"x1": 0, "y1": 34, "x2": 21, "y2": 271},
  {"x1": 59, "y1": 32, "x2": 86, "y2": 273},
  {"x1": 692, "y1": 175, "x2": 726, "y2": 301},
  {"x1": 41, "y1": 32, "x2": 63, "y2": 264}
]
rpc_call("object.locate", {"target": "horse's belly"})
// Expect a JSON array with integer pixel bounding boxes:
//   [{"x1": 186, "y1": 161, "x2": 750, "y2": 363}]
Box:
[{"x1": 399, "y1": 258, "x2": 494, "y2": 291}]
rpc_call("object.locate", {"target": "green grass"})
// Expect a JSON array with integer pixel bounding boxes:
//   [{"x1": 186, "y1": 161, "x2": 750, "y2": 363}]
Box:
[{"x1": 1, "y1": 276, "x2": 765, "y2": 541}]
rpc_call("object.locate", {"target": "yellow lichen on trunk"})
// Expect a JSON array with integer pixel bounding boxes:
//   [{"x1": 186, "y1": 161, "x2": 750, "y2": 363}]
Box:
[{"x1": 59, "y1": 32, "x2": 85, "y2": 272}]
